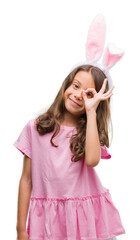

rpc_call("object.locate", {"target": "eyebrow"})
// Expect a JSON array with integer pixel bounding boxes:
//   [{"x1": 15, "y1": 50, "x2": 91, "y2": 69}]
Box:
[{"x1": 73, "y1": 79, "x2": 82, "y2": 85}]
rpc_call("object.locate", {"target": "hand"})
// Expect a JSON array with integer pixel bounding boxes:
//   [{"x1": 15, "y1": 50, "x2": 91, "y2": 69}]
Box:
[
  {"x1": 17, "y1": 231, "x2": 29, "y2": 240},
  {"x1": 82, "y1": 78, "x2": 114, "y2": 113}
]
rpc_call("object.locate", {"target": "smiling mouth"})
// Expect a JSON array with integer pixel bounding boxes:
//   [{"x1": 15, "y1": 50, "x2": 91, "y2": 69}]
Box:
[{"x1": 69, "y1": 98, "x2": 81, "y2": 107}]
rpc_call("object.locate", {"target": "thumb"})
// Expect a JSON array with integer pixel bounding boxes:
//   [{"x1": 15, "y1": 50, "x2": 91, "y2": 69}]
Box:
[
  {"x1": 82, "y1": 90, "x2": 86, "y2": 101},
  {"x1": 82, "y1": 90, "x2": 87, "y2": 100}
]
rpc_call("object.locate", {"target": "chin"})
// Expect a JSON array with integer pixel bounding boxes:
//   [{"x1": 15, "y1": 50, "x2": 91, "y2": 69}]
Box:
[{"x1": 65, "y1": 101, "x2": 85, "y2": 116}]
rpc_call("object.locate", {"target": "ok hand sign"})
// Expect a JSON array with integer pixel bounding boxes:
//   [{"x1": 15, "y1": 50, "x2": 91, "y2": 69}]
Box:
[{"x1": 82, "y1": 78, "x2": 115, "y2": 113}]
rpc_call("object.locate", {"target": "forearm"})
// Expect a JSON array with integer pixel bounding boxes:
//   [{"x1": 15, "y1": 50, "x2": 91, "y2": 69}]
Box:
[
  {"x1": 85, "y1": 109, "x2": 101, "y2": 167},
  {"x1": 16, "y1": 177, "x2": 32, "y2": 233}
]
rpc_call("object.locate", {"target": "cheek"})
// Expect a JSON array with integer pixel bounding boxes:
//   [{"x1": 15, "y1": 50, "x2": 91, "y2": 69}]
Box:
[{"x1": 64, "y1": 88, "x2": 72, "y2": 99}]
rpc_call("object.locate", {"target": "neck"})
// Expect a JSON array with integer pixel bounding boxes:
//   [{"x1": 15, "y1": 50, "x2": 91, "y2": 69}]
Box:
[{"x1": 61, "y1": 112, "x2": 78, "y2": 127}]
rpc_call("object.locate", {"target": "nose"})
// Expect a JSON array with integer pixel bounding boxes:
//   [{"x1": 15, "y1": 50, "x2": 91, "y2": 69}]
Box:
[{"x1": 74, "y1": 90, "x2": 83, "y2": 100}]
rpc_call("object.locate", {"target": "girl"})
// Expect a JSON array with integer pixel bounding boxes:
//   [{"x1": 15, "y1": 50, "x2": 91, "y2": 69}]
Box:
[{"x1": 13, "y1": 15, "x2": 126, "y2": 240}]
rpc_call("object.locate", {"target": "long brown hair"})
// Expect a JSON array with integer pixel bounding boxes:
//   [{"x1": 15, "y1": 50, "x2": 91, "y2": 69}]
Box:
[{"x1": 35, "y1": 64, "x2": 113, "y2": 162}]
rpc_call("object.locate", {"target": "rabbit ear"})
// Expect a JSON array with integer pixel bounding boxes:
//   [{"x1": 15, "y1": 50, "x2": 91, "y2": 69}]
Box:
[
  {"x1": 103, "y1": 43, "x2": 124, "y2": 69},
  {"x1": 85, "y1": 14, "x2": 106, "y2": 62}
]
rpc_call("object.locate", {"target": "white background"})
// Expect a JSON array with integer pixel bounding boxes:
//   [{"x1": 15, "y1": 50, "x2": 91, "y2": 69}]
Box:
[{"x1": 0, "y1": 0, "x2": 140, "y2": 239}]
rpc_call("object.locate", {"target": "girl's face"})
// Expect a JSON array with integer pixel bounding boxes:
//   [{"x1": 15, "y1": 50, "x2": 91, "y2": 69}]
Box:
[{"x1": 64, "y1": 70, "x2": 95, "y2": 117}]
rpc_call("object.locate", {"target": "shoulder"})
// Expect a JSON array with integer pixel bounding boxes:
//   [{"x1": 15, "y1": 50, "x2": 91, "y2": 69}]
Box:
[{"x1": 27, "y1": 118, "x2": 38, "y2": 131}]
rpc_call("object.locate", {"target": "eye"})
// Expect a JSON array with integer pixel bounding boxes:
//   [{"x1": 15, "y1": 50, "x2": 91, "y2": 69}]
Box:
[
  {"x1": 86, "y1": 92, "x2": 93, "y2": 97},
  {"x1": 73, "y1": 84, "x2": 79, "y2": 88}
]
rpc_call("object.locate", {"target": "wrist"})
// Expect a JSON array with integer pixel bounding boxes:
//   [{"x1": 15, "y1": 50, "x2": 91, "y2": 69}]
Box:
[
  {"x1": 86, "y1": 108, "x2": 97, "y2": 116},
  {"x1": 17, "y1": 230, "x2": 29, "y2": 239}
]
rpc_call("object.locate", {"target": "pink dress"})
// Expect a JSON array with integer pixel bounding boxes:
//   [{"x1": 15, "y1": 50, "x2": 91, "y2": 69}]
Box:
[{"x1": 13, "y1": 118, "x2": 126, "y2": 240}]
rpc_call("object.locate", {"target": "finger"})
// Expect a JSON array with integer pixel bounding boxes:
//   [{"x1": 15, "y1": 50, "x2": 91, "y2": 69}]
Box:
[
  {"x1": 100, "y1": 93, "x2": 113, "y2": 100},
  {"x1": 84, "y1": 88, "x2": 97, "y2": 97},
  {"x1": 82, "y1": 90, "x2": 87, "y2": 100},
  {"x1": 99, "y1": 78, "x2": 108, "y2": 94},
  {"x1": 83, "y1": 88, "x2": 97, "y2": 98},
  {"x1": 84, "y1": 88, "x2": 97, "y2": 93},
  {"x1": 102, "y1": 85, "x2": 115, "y2": 97}
]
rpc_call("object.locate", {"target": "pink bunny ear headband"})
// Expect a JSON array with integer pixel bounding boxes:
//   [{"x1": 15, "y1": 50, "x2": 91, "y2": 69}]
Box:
[{"x1": 69, "y1": 14, "x2": 124, "y2": 90}]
